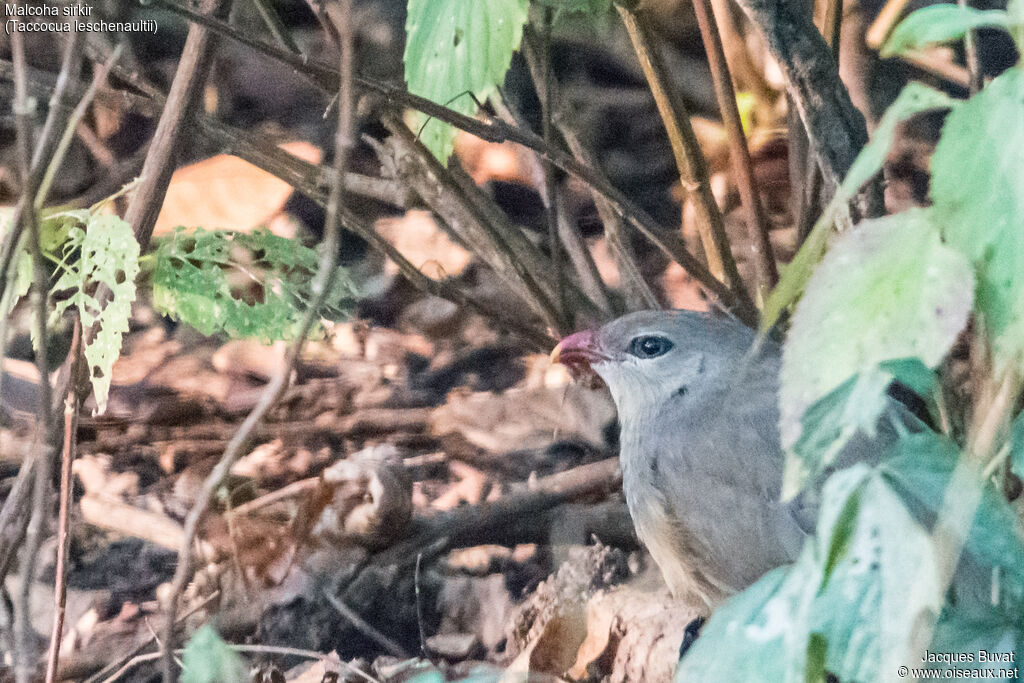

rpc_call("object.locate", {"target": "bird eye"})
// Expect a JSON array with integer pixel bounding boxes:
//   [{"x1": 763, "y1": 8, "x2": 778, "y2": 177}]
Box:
[{"x1": 627, "y1": 335, "x2": 674, "y2": 359}]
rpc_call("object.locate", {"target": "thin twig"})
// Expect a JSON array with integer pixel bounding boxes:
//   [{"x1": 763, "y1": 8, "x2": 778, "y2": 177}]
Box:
[
  {"x1": 690, "y1": 0, "x2": 778, "y2": 293},
  {"x1": 616, "y1": 1, "x2": 750, "y2": 310},
  {"x1": 158, "y1": 1, "x2": 355, "y2": 677},
  {"x1": 0, "y1": 27, "x2": 84, "y2": 304},
  {"x1": 415, "y1": 553, "x2": 427, "y2": 657},
  {"x1": 122, "y1": 0, "x2": 233, "y2": 253},
  {"x1": 538, "y1": 8, "x2": 568, "y2": 323},
  {"x1": 520, "y1": 30, "x2": 659, "y2": 312},
  {"x1": 11, "y1": 13, "x2": 59, "y2": 682},
  {"x1": 105, "y1": 644, "x2": 379, "y2": 683},
  {"x1": 959, "y1": 0, "x2": 982, "y2": 93},
  {"x1": 134, "y1": 0, "x2": 752, "y2": 321},
  {"x1": 35, "y1": 46, "x2": 124, "y2": 211},
  {"x1": 796, "y1": 0, "x2": 842, "y2": 244},
  {"x1": 44, "y1": 320, "x2": 83, "y2": 683}
]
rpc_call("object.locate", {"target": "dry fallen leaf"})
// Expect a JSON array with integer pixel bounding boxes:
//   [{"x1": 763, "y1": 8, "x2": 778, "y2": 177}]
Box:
[{"x1": 153, "y1": 140, "x2": 321, "y2": 236}]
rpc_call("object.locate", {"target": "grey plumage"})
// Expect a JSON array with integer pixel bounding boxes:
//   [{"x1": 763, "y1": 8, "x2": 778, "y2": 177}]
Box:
[{"x1": 552, "y1": 310, "x2": 890, "y2": 612}]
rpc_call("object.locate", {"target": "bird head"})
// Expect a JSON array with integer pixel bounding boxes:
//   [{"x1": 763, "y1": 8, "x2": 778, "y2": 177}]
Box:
[{"x1": 551, "y1": 310, "x2": 761, "y2": 417}]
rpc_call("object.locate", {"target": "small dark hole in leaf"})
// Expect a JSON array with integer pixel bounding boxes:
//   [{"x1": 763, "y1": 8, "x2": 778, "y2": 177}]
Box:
[
  {"x1": 92, "y1": 366, "x2": 104, "y2": 379},
  {"x1": 114, "y1": 270, "x2": 126, "y2": 285},
  {"x1": 453, "y1": 28, "x2": 463, "y2": 47}
]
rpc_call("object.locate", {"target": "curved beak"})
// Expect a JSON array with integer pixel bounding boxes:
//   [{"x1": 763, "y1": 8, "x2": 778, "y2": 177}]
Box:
[{"x1": 550, "y1": 330, "x2": 609, "y2": 380}]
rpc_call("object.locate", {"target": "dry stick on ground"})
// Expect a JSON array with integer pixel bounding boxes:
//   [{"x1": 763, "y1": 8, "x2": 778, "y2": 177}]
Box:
[
  {"x1": 158, "y1": 2, "x2": 356, "y2": 678},
  {"x1": 44, "y1": 322, "x2": 83, "y2": 683},
  {"x1": 10, "y1": 18, "x2": 60, "y2": 683},
  {"x1": 140, "y1": 0, "x2": 754, "y2": 324},
  {"x1": 65, "y1": 591, "x2": 221, "y2": 683},
  {"x1": 689, "y1": 0, "x2": 779, "y2": 293},
  {"x1": 323, "y1": 590, "x2": 410, "y2": 659},
  {"x1": 616, "y1": 2, "x2": 753, "y2": 313},
  {"x1": 0, "y1": 29, "x2": 84, "y2": 303},
  {"x1": 520, "y1": 31, "x2": 660, "y2": 312},
  {"x1": 341, "y1": 458, "x2": 623, "y2": 591}
]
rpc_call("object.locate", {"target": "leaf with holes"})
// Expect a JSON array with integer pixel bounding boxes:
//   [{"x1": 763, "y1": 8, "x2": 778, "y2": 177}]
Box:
[
  {"x1": 152, "y1": 227, "x2": 355, "y2": 342},
  {"x1": 50, "y1": 214, "x2": 140, "y2": 415}
]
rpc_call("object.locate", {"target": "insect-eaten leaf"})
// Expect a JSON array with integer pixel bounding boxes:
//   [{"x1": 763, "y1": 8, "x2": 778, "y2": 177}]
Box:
[
  {"x1": 152, "y1": 227, "x2": 356, "y2": 343},
  {"x1": 51, "y1": 214, "x2": 140, "y2": 416}
]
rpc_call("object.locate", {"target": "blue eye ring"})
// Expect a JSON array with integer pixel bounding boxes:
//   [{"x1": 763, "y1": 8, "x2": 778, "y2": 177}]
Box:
[{"x1": 627, "y1": 335, "x2": 674, "y2": 359}]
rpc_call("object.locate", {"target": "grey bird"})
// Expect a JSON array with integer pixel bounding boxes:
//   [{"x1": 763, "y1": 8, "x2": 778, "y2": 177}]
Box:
[{"x1": 551, "y1": 309, "x2": 842, "y2": 612}]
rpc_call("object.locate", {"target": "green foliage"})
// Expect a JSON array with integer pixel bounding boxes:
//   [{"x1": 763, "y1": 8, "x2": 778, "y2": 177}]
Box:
[
  {"x1": 783, "y1": 367, "x2": 902, "y2": 498},
  {"x1": 50, "y1": 212, "x2": 140, "y2": 415},
  {"x1": 703, "y1": 19, "x2": 1024, "y2": 681},
  {"x1": 881, "y1": 5, "x2": 1011, "y2": 57},
  {"x1": 1011, "y1": 412, "x2": 1024, "y2": 481},
  {"x1": 778, "y1": 208, "x2": 973, "y2": 478},
  {"x1": 881, "y1": 433, "x2": 1024, "y2": 599},
  {"x1": 180, "y1": 624, "x2": 246, "y2": 683},
  {"x1": 152, "y1": 227, "x2": 355, "y2": 343},
  {"x1": 931, "y1": 67, "x2": 1024, "y2": 369},
  {"x1": 678, "y1": 462, "x2": 943, "y2": 683},
  {"x1": 761, "y1": 84, "x2": 958, "y2": 332},
  {"x1": 404, "y1": 0, "x2": 530, "y2": 162}
]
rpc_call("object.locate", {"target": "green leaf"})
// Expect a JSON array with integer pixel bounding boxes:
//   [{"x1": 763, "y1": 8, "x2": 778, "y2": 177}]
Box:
[
  {"x1": 674, "y1": 565, "x2": 799, "y2": 682},
  {"x1": 932, "y1": 67, "x2": 1024, "y2": 370},
  {"x1": 811, "y1": 469, "x2": 942, "y2": 683},
  {"x1": 878, "y1": 358, "x2": 937, "y2": 399},
  {"x1": 783, "y1": 368, "x2": 897, "y2": 498},
  {"x1": 1011, "y1": 412, "x2": 1024, "y2": 481},
  {"x1": 404, "y1": 0, "x2": 529, "y2": 162},
  {"x1": 180, "y1": 624, "x2": 246, "y2": 683},
  {"x1": 761, "y1": 84, "x2": 957, "y2": 333},
  {"x1": 928, "y1": 609, "x2": 1022, "y2": 680},
  {"x1": 881, "y1": 5, "x2": 1010, "y2": 57},
  {"x1": 51, "y1": 214, "x2": 140, "y2": 415},
  {"x1": 152, "y1": 227, "x2": 355, "y2": 342},
  {"x1": 679, "y1": 465, "x2": 942, "y2": 683},
  {"x1": 884, "y1": 431, "x2": 1024, "y2": 604},
  {"x1": 779, "y1": 208, "x2": 973, "y2": 453}
]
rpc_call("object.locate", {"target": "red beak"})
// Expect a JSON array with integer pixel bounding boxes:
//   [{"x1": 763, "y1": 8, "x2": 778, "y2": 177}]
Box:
[{"x1": 550, "y1": 330, "x2": 609, "y2": 382}]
